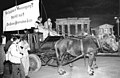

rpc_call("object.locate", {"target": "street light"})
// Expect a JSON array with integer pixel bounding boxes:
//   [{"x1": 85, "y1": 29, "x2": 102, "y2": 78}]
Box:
[
  {"x1": 114, "y1": 17, "x2": 120, "y2": 54},
  {"x1": 114, "y1": 17, "x2": 120, "y2": 37}
]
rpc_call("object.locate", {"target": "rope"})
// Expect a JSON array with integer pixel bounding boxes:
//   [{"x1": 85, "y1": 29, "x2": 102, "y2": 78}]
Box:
[
  {"x1": 40, "y1": 0, "x2": 42, "y2": 17},
  {"x1": 41, "y1": 0, "x2": 48, "y2": 20}
]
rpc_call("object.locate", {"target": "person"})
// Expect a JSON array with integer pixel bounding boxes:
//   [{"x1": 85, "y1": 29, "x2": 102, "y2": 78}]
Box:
[
  {"x1": 35, "y1": 16, "x2": 43, "y2": 28},
  {"x1": 0, "y1": 36, "x2": 6, "y2": 78},
  {"x1": 6, "y1": 35, "x2": 25, "y2": 78},
  {"x1": 44, "y1": 18, "x2": 52, "y2": 30},
  {"x1": 4, "y1": 35, "x2": 14, "y2": 53},
  {"x1": 3, "y1": 35, "x2": 14, "y2": 78},
  {"x1": 1, "y1": 34, "x2": 6, "y2": 46},
  {"x1": 18, "y1": 36, "x2": 30, "y2": 78}
]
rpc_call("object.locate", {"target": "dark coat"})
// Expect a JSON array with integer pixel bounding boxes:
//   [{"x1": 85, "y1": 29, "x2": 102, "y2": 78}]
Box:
[{"x1": 4, "y1": 40, "x2": 13, "y2": 53}]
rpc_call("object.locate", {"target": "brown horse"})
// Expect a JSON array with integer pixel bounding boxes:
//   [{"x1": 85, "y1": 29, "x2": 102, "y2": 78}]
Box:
[{"x1": 55, "y1": 35, "x2": 99, "y2": 75}]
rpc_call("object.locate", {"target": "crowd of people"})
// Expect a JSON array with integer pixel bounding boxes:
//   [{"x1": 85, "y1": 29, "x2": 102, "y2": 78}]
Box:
[
  {"x1": 0, "y1": 16, "x2": 53, "y2": 78},
  {"x1": 35, "y1": 16, "x2": 53, "y2": 31},
  {"x1": 0, "y1": 34, "x2": 30, "y2": 78}
]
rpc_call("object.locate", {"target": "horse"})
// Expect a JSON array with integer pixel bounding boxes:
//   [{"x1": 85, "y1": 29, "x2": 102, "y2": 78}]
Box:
[
  {"x1": 54, "y1": 35, "x2": 99, "y2": 75},
  {"x1": 98, "y1": 34, "x2": 118, "y2": 52}
]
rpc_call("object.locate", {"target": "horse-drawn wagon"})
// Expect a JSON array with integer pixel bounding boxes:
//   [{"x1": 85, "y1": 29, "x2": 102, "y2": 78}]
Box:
[
  {"x1": 28, "y1": 19, "x2": 119, "y2": 76},
  {"x1": 28, "y1": 35, "x2": 64, "y2": 72},
  {"x1": 29, "y1": 17, "x2": 92, "y2": 73},
  {"x1": 28, "y1": 34, "x2": 100, "y2": 75}
]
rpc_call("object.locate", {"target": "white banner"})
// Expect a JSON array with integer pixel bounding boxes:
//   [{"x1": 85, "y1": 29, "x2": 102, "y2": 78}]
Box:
[{"x1": 3, "y1": 0, "x2": 40, "y2": 31}]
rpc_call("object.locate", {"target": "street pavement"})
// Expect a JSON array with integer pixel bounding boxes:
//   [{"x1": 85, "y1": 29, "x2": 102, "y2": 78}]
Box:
[
  {"x1": 28, "y1": 56, "x2": 120, "y2": 78},
  {"x1": 3, "y1": 56, "x2": 120, "y2": 78}
]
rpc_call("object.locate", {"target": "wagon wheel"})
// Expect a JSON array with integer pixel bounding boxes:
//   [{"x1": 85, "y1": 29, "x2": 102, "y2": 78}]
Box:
[{"x1": 29, "y1": 54, "x2": 42, "y2": 73}]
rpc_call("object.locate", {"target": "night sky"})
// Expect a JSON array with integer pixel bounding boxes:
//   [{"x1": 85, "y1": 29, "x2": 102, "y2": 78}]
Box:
[{"x1": 0, "y1": 0, "x2": 119, "y2": 34}]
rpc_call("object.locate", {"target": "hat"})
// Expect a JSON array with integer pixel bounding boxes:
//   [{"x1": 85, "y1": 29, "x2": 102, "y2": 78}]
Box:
[{"x1": 47, "y1": 18, "x2": 51, "y2": 21}]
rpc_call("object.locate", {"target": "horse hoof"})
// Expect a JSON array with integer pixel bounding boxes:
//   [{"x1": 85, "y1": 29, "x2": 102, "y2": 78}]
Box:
[
  {"x1": 89, "y1": 73, "x2": 94, "y2": 76},
  {"x1": 94, "y1": 66, "x2": 98, "y2": 69},
  {"x1": 89, "y1": 71, "x2": 94, "y2": 76},
  {"x1": 69, "y1": 65, "x2": 73, "y2": 68},
  {"x1": 69, "y1": 63, "x2": 73, "y2": 67},
  {"x1": 63, "y1": 71, "x2": 66, "y2": 74},
  {"x1": 93, "y1": 65, "x2": 98, "y2": 69},
  {"x1": 59, "y1": 70, "x2": 66, "y2": 75}
]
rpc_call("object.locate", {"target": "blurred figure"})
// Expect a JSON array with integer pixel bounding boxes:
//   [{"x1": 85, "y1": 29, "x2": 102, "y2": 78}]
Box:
[
  {"x1": 1, "y1": 35, "x2": 6, "y2": 46},
  {"x1": 44, "y1": 18, "x2": 52, "y2": 30},
  {"x1": 35, "y1": 16, "x2": 43, "y2": 28},
  {"x1": 3, "y1": 35, "x2": 14, "y2": 78},
  {"x1": 0, "y1": 36, "x2": 6, "y2": 78},
  {"x1": 4, "y1": 35, "x2": 14, "y2": 53},
  {"x1": 18, "y1": 36, "x2": 30, "y2": 78},
  {"x1": 6, "y1": 35, "x2": 25, "y2": 78}
]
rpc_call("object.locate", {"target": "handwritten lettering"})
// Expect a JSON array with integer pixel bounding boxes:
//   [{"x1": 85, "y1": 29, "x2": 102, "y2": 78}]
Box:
[
  {"x1": 11, "y1": 12, "x2": 24, "y2": 19},
  {"x1": 17, "y1": 3, "x2": 33, "y2": 10},
  {"x1": 5, "y1": 8, "x2": 16, "y2": 15},
  {"x1": 5, "y1": 2, "x2": 33, "y2": 15},
  {"x1": 11, "y1": 14, "x2": 18, "y2": 19},
  {"x1": 6, "y1": 19, "x2": 32, "y2": 26},
  {"x1": 19, "y1": 13, "x2": 24, "y2": 17}
]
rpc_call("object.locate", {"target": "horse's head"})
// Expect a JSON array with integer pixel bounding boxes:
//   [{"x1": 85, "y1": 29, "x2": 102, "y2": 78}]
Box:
[
  {"x1": 105, "y1": 37, "x2": 118, "y2": 52},
  {"x1": 88, "y1": 35, "x2": 118, "y2": 52}
]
